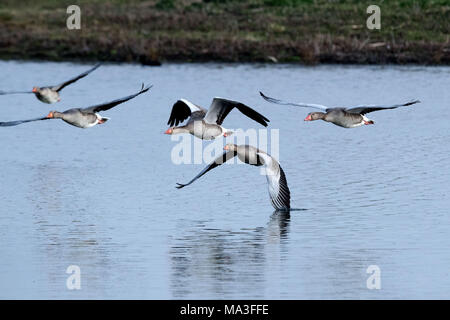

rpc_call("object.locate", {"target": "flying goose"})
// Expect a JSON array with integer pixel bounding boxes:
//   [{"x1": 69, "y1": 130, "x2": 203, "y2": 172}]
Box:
[
  {"x1": 0, "y1": 84, "x2": 151, "y2": 128},
  {"x1": 260, "y1": 92, "x2": 420, "y2": 128},
  {"x1": 0, "y1": 63, "x2": 102, "y2": 104},
  {"x1": 165, "y1": 98, "x2": 270, "y2": 140},
  {"x1": 176, "y1": 144, "x2": 290, "y2": 211}
]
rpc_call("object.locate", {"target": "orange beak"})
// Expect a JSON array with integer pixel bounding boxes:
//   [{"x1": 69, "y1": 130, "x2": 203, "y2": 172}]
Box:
[
  {"x1": 165, "y1": 128, "x2": 173, "y2": 135},
  {"x1": 46, "y1": 112, "x2": 54, "y2": 118},
  {"x1": 32, "y1": 87, "x2": 37, "y2": 93},
  {"x1": 304, "y1": 114, "x2": 312, "y2": 121}
]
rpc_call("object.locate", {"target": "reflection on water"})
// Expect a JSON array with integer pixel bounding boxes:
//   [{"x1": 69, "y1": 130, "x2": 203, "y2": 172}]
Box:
[
  {"x1": 170, "y1": 212, "x2": 290, "y2": 299},
  {"x1": 25, "y1": 162, "x2": 118, "y2": 298},
  {"x1": 0, "y1": 61, "x2": 449, "y2": 299}
]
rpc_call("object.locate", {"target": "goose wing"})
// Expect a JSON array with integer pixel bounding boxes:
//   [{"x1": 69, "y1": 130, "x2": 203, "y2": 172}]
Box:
[
  {"x1": 257, "y1": 152, "x2": 290, "y2": 211},
  {"x1": 176, "y1": 151, "x2": 237, "y2": 189},
  {"x1": 51, "y1": 63, "x2": 102, "y2": 92},
  {"x1": 82, "y1": 83, "x2": 152, "y2": 113},
  {"x1": 345, "y1": 100, "x2": 420, "y2": 115},
  {"x1": 0, "y1": 116, "x2": 52, "y2": 127},
  {"x1": 167, "y1": 99, "x2": 206, "y2": 126},
  {"x1": 203, "y1": 98, "x2": 269, "y2": 126},
  {"x1": 0, "y1": 90, "x2": 33, "y2": 95},
  {"x1": 259, "y1": 91, "x2": 329, "y2": 111}
]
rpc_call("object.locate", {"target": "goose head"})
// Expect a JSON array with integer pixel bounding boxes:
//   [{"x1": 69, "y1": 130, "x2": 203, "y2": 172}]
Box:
[
  {"x1": 362, "y1": 115, "x2": 374, "y2": 125},
  {"x1": 222, "y1": 127, "x2": 234, "y2": 137},
  {"x1": 304, "y1": 112, "x2": 325, "y2": 121},
  {"x1": 165, "y1": 127, "x2": 175, "y2": 134},
  {"x1": 224, "y1": 143, "x2": 237, "y2": 151},
  {"x1": 165, "y1": 127, "x2": 188, "y2": 135},
  {"x1": 46, "y1": 111, "x2": 63, "y2": 119}
]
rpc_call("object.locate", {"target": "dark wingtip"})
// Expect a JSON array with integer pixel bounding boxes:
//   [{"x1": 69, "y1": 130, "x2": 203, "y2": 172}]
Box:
[
  {"x1": 275, "y1": 207, "x2": 290, "y2": 213},
  {"x1": 140, "y1": 83, "x2": 153, "y2": 93},
  {"x1": 259, "y1": 91, "x2": 277, "y2": 104},
  {"x1": 406, "y1": 99, "x2": 421, "y2": 106},
  {"x1": 256, "y1": 115, "x2": 270, "y2": 127},
  {"x1": 175, "y1": 183, "x2": 186, "y2": 189}
]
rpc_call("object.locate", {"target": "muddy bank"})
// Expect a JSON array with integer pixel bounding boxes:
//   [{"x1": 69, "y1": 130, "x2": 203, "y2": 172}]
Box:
[{"x1": 0, "y1": 0, "x2": 448, "y2": 65}]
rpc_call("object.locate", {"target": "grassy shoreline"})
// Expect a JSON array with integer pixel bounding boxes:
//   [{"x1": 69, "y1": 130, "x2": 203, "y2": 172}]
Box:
[{"x1": 0, "y1": 0, "x2": 448, "y2": 65}]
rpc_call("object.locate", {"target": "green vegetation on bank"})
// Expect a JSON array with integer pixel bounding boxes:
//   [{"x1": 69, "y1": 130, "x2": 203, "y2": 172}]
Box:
[{"x1": 0, "y1": 0, "x2": 448, "y2": 64}]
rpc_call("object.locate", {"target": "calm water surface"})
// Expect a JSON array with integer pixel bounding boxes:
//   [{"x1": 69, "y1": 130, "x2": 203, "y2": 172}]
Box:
[{"x1": 0, "y1": 61, "x2": 449, "y2": 299}]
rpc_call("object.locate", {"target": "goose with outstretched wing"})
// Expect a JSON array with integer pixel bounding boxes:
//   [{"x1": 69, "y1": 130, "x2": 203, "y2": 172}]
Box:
[
  {"x1": 165, "y1": 98, "x2": 270, "y2": 140},
  {"x1": 260, "y1": 91, "x2": 420, "y2": 128},
  {"x1": 176, "y1": 144, "x2": 290, "y2": 211},
  {"x1": 0, "y1": 84, "x2": 151, "y2": 128},
  {"x1": 0, "y1": 63, "x2": 102, "y2": 104}
]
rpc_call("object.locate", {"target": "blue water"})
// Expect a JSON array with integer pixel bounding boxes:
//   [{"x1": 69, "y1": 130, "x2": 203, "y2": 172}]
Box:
[{"x1": 0, "y1": 61, "x2": 449, "y2": 299}]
